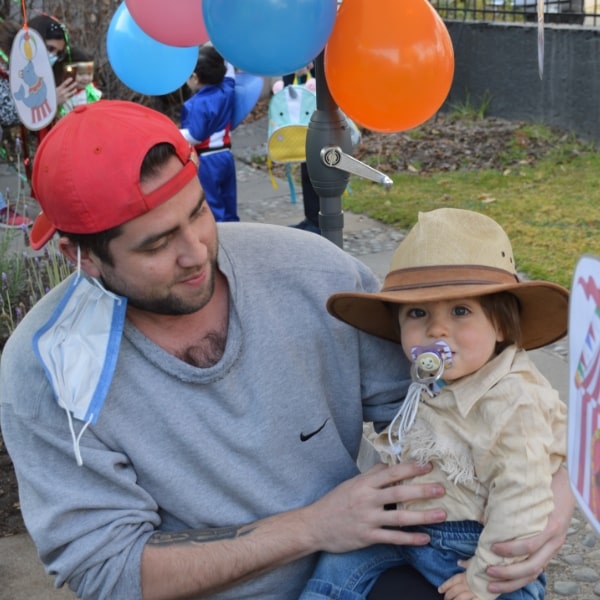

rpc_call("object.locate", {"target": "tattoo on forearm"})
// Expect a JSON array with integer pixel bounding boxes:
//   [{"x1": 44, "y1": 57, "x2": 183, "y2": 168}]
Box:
[{"x1": 148, "y1": 525, "x2": 257, "y2": 546}]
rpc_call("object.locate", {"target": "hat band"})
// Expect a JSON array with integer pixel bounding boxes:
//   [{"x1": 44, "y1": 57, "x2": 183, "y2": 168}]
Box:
[{"x1": 383, "y1": 265, "x2": 519, "y2": 292}]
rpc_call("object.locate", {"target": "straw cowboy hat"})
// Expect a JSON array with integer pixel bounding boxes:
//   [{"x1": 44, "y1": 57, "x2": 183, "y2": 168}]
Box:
[{"x1": 327, "y1": 208, "x2": 569, "y2": 351}]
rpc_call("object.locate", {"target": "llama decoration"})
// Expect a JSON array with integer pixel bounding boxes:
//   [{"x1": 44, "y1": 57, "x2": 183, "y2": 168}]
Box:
[
  {"x1": 9, "y1": 26, "x2": 57, "y2": 130},
  {"x1": 569, "y1": 255, "x2": 600, "y2": 535}
]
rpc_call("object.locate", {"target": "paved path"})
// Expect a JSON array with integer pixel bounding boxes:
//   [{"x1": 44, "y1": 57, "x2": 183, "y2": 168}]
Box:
[{"x1": 0, "y1": 116, "x2": 598, "y2": 599}]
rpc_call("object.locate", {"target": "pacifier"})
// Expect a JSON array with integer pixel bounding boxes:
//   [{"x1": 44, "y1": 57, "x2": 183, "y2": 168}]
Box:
[
  {"x1": 410, "y1": 341, "x2": 453, "y2": 382},
  {"x1": 387, "y1": 340, "x2": 453, "y2": 454}
]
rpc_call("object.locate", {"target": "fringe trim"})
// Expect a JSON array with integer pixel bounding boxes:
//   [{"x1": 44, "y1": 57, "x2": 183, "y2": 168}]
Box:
[{"x1": 405, "y1": 419, "x2": 476, "y2": 485}]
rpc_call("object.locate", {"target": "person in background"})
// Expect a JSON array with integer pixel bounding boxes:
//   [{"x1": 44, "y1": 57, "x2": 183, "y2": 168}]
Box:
[
  {"x1": 28, "y1": 14, "x2": 78, "y2": 113},
  {"x1": 0, "y1": 101, "x2": 573, "y2": 600},
  {"x1": 59, "y1": 46, "x2": 102, "y2": 116},
  {"x1": 18, "y1": 13, "x2": 79, "y2": 192},
  {"x1": 0, "y1": 19, "x2": 21, "y2": 131},
  {"x1": 180, "y1": 44, "x2": 238, "y2": 222},
  {"x1": 0, "y1": 18, "x2": 32, "y2": 227},
  {"x1": 301, "y1": 208, "x2": 569, "y2": 600}
]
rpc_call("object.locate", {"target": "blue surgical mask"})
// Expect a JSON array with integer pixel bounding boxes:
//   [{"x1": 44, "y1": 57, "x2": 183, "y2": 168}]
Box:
[
  {"x1": 48, "y1": 53, "x2": 58, "y2": 67},
  {"x1": 33, "y1": 273, "x2": 127, "y2": 465}
]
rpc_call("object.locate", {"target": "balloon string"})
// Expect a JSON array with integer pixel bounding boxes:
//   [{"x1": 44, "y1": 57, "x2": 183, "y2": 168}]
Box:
[{"x1": 21, "y1": 0, "x2": 28, "y2": 28}]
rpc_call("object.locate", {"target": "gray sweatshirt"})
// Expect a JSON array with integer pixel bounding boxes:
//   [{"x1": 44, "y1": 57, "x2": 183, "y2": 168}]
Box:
[{"x1": 0, "y1": 223, "x2": 410, "y2": 599}]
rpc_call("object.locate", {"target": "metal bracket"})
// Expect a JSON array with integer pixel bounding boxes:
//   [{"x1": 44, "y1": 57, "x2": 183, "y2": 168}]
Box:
[{"x1": 319, "y1": 146, "x2": 393, "y2": 190}]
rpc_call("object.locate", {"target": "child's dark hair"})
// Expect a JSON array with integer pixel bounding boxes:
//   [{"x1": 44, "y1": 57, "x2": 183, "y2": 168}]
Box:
[
  {"x1": 68, "y1": 46, "x2": 93, "y2": 63},
  {"x1": 193, "y1": 45, "x2": 226, "y2": 85},
  {"x1": 479, "y1": 291, "x2": 522, "y2": 352}
]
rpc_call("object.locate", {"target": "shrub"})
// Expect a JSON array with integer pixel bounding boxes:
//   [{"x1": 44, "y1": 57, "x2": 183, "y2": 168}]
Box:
[{"x1": 0, "y1": 231, "x2": 72, "y2": 350}]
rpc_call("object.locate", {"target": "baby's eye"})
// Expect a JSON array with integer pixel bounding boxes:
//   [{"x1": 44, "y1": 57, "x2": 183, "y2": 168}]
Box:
[
  {"x1": 452, "y1": 305, "x2": 470, "y2": 316},
  {"x1": 406, "y1": 307, "x2": 426, "y2": 318}
]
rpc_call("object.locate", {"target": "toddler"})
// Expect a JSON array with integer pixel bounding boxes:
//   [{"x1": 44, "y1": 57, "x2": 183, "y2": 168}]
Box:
[
  {"x1": 180, "y1": 45, "x2": 237, "y2": 222},
  {"x1": 301, "y1": 208, "x2": 569, "y2": 600},
  {"x1": 59, "y1": 47, "x2": 102, "y2": 116}
]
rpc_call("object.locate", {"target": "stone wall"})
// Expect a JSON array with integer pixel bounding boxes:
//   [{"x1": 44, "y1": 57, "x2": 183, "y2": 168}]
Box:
[{"x1": 443, "y1": 21, "x2": 600, "y2": 144}]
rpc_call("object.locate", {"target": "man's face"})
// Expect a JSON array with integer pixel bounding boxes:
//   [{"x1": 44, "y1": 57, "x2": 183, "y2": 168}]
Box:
[{"x1": 90, "y1": 156, "x2": 219, "y2": 316}]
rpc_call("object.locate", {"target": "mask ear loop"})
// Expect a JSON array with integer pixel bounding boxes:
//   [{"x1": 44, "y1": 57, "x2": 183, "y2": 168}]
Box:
[
  {"x1": 65, "y1": 407, "x2": 92, "y2": 467},
  {"x1": 76, "y1": 244, "x2": 82, "y2": 279},
  {"x1": 75, "y1": 243, "x2": 122, "y2": 301},
  {"x1": 62, "y1": 245, "x2": 102, "y2": 466}
]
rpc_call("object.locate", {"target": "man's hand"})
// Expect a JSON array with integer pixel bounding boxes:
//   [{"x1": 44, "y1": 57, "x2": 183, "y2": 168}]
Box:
[
  {"x1": 486, "y1": 466, "x2": 574, "y2": 595},
  {"x1": 438, "y1": 571, "x2": 481, "y2": 600},
  {"x1": 305, "y1": 462, "x2": 446, "y2": 554}
]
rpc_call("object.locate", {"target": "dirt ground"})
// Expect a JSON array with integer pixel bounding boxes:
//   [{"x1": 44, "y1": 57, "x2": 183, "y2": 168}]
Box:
[
  {"x1": 0, "y1": 435, "x2": 23, "y2": 536},
  {"x1": 245, "y1": 97, "x2": 572, "y2": 174},
  {"x1": 0, "y1": 104, "x2": 568, "y2": 538}
]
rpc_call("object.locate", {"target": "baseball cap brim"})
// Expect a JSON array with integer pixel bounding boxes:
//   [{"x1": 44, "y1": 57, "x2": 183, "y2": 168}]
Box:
[{"x1": 30, "y1": 211, "x2": 55, "y2": 250}]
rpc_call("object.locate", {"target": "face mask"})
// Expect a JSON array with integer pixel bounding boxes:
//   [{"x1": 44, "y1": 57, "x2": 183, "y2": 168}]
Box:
[
  {"x1": 33, "y1": 273, "x2": 127, "y2": 465},
  {"x1": 48, "y1": 53, "x2": 58, "y2": 67}
]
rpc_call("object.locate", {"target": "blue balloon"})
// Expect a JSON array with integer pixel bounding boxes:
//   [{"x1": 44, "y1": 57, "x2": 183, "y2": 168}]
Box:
[
  {"x1": 203, "y1": 0, "x2": 337, "y2": 76},
  {"x1": 107, "y1": 3, "x2": 198, "y2": 95}
]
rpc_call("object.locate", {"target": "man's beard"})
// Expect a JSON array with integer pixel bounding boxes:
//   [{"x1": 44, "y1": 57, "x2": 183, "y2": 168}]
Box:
[{"x1": 100, "y1": 255, "x2": 218, "y2": 316}]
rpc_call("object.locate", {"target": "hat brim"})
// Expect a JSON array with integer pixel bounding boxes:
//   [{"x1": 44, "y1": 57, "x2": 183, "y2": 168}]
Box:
[
  {"x1": 29, "y1": 211, "x2": 56, "y2": 250},
  {"x1": 327, "y1": 278, "x2": 569, "y2": 351}
]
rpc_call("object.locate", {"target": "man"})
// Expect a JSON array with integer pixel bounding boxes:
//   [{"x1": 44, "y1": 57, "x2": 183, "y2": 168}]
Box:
[{"x1": 0, "y1": 101, "x2": 572, "y2": 599}]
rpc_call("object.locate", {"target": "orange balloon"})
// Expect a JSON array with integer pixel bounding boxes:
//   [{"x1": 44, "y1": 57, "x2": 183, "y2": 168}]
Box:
[{"x1": 325, "y1": 0, "x2": 454, "y2": 133}]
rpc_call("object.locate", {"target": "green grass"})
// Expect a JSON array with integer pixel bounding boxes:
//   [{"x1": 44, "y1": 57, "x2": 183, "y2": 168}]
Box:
[
  {"x1": 447, "y1": 90, "x2": 492, "y2": 121},
  {"x1": 343, "y1": 147, "x2": 600, "y2": 289}
]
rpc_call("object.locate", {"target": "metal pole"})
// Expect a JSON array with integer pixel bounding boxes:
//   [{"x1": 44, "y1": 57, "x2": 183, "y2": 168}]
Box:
[{"x1": 305, "y1": 50, "x2": 352, "y2": 248}]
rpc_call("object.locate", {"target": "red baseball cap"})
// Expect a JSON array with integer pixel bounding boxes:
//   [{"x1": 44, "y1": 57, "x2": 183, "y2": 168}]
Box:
[{"x1": 30, "y1": 100, "x2": 199, "y2": 250}]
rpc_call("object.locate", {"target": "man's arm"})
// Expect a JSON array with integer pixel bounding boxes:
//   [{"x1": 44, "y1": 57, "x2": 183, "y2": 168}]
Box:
[
  {"x1": 485, "y1": 466, "x2": 574, "y2": 595},
  {"x1": 141, "y1": 462, "x2": 447, "y2": 600}
]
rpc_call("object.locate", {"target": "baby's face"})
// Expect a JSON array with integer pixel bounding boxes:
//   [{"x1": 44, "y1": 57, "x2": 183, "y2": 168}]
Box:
[
  {"x1": 76, "y1": 71, "x2": 93, "y2": 87},
  {"x1": 398, "y1": 297, "x2": 503, "y2": 381}
]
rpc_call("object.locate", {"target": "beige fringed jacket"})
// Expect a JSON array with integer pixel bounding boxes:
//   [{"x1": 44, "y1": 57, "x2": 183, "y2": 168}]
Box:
[{"x1": 372, "y1": 344, "x2": 567, "y2": 600}]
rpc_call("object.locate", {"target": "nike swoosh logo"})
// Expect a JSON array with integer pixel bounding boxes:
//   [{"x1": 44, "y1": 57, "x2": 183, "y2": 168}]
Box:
[{"x1": 300, "y1": 418, "x2": 329, "y2": 442}]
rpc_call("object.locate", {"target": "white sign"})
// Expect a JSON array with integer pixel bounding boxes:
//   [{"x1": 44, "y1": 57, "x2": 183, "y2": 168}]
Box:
[
  {"x1": 568, "y1": 254, "x2": 600, "y2": 535},
  {"x1": 9, "y1": 27, "x2": 57, "y2": 130}
]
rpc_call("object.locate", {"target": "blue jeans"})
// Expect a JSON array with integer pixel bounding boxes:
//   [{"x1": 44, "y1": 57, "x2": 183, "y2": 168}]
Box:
[{"x1": 300, "y1": 521, "x2": 546, "y2": 600}]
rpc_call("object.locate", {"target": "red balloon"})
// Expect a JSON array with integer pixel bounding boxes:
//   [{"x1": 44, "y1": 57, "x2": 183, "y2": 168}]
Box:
[
  {"x1": 125, "y1": 0, "x2": 209, "y2": 47},
  {"x1": 325, "y1": 0, "x2": 454, "y2": 133}
]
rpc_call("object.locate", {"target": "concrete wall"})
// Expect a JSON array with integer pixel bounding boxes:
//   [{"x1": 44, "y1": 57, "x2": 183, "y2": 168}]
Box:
[{"x1": 442, "y1": 21, "x2": 600, "y2": 144}]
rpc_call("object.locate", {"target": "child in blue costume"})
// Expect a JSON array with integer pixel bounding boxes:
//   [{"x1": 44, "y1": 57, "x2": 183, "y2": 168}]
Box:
[{"x1": 180, "y1": 45, "x2": 238, "y2": 222}]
